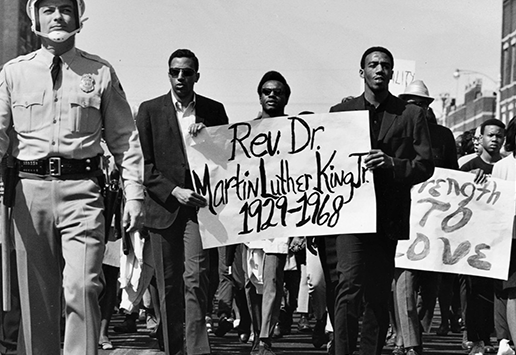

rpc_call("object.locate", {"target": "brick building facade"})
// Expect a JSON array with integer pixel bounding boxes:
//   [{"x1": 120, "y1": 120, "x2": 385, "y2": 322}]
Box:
[
  {"x1": 501, "y1": 0, "x2": 516, "y2": 124},
  {"x1": 0, "y1": 0, "x2": 39, "y2": 66}
]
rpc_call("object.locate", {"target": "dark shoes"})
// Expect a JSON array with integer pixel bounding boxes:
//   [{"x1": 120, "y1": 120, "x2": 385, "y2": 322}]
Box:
[
  {"x1": 272, "y1": 323, "x2": 290, "y2": 338},
  {"x1": 215, "y1": 316, "x2": 234, "y2": 337},
  {"x1": 406, "y1": 348, "x2": 421, "y2": 355},
  {"x1": 469, "y1": 341, "x2": 485, "y2": 355},
  {"x1": 484, "y1": 341, "x2": 496, "y2": 353},
  {"x1": 113, "y1": 318, "x2": 137, "y2": 333},
  {"x1": 312, "y1": 318, "x2": 328, "y2": 349},
  {"x1": 462, "y1": 331, "x2": 473, "y2": 351},
  {"x1": 436, "y1": 323, "x2": 449, "y2": 336},
  {"x1": 436, "y1": 317, "x2": 461, "y2": 335},
  {"x1": 251, "y1": 341, "x2": 276, "y2": 355},
  {"x1": 238, "y1": 331, "x2": 250, "y2": 343},
  {"x1": 393, "y1": 345, "x2": 422, "y2": 355},
  {"x1": 272, "y1": 309, "x2": 291, "y2": 338},
  {"x1": 297, "y1": 314, "x2": 311, "y2": 333},
  {"x1": 392, "y1": 345, "x2": 405, "y2": 355},
  {"x1": 450, "y1": 315, "x2": 462, "y2": 333},
  {"x1": 235, "y1": 322, "x2": 251, "y2": 343}
]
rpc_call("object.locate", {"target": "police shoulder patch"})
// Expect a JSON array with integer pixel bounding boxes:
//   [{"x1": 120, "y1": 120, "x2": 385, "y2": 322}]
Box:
[{"x1": 78, "y1": 48, "x2": 110, "y2": 66}]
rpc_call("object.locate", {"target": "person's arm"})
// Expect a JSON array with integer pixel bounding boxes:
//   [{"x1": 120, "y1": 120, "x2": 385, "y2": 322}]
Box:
[
  {"x1": 102, "y1": 67, "x2": 143, "y2": 202},
  {"x1": 101, "y1": 66, "x2": 143, "y2": 232},
  {"x1": 0, "y1": 68, "x2": 12, "y2": 159},
  {"x1": 135, "y1": 101, "x2": 177, "y2": 205}
]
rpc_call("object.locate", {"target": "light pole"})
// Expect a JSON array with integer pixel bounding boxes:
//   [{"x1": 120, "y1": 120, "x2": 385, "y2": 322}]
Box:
[
  {"x1": 439, "y1": 92, "x2": 450, "y2": 127},
  {"x1": 453, "y1": 68, "x2": 500, "y2": 120}
]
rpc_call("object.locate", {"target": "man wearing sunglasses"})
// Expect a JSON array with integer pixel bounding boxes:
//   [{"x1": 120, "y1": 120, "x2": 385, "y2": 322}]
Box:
[
  {"x1": 136, "y1": 48, "x2": 228, "y2": 355},
  {"x1": 244, "y1": 70, "x2": 301, "y2": 355}
]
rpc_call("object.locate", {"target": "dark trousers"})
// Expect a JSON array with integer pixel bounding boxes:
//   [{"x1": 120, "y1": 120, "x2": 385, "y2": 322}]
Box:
[
  {"x1": 207, "y1": 248, "x2": 220, "y2": 317},
  {"x1": 231, "y1": 245, "x2": 252, "y2": 334},
  {"x1": 459, "y1": 274, "x2": 494, "y2": 343},
  {"x1": 417, "y1": 270, "x2": 440, "y2": 333},
  {"x1": 280, "y1": 269, "x2": 301, "y2": 329},
  {"x1": 333, "y1": 233, "x2": 397, "y2": 355},
  {"x1": 494, "y1": 279, "x2": 511, "y2": 341},
  {"x1": 149, "y1": 208, "x2": 210, "y2": 355},
  {"x1": 215, "y1": 246, "x2": 233, "y2": 319},
  {"x1": 317, "y1": 236, "x2": 337, "y2": 329},
  {"x1": 246, "y1": 253, "x2": 287, "y2": 341}
]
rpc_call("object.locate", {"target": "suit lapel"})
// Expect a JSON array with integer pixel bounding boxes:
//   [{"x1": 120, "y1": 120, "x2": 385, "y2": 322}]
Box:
[
  {"x1": 162, "y1": 92, "x2": 186, "y2": 156},
  {"x1": 195, "y1": 95, "x2": 207, "y2": 125},
  {"x1": 378, "y1": 94, "x2": 398, "y2": 141},
  {"x1": 378, "y1": 111, "x2": 396, "y2": 141}
]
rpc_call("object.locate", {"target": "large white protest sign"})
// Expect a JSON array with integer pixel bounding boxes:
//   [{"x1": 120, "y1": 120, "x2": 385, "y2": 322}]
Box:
[
  {"x1": 185, "y1": 112, "x2": 376, "y2": 248},
  {"x1": 396, "y1": 168, "x2": 515, "y2": 280}
]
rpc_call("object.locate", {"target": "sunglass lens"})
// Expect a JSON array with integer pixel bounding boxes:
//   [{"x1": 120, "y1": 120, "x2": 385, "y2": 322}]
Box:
[
  {"x1": 169, "y1": 68, "x2": 195, "y2": 78},
  {"x1": 262, "y1": 88, "x2": 282, "y2": 96}
]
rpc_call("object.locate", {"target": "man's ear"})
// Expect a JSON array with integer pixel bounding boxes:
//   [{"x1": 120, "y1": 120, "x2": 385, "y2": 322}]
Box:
[
  {"x1": 359, "y1": 69, "x2": 364, "y2": 78},
  {"x1": 195, "y1": 72, "x2": 200, "y2": 83}
]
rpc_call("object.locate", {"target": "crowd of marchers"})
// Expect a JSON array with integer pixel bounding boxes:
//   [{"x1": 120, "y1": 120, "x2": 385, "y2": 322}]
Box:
[{"x1": 1, "y1": 1, "x2": 516, "y2": 355}]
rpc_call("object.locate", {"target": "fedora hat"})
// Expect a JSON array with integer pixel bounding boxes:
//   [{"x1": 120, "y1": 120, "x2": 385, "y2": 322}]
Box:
[{"x1": 399, "y1": 80, "x2": 434, "y2": 103}]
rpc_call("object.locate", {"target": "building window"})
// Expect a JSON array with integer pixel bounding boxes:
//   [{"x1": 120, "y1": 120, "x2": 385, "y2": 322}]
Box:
[
  {"x1": 503, "y1": 46, "x2": 511, "y2": 87},
  {"x1": 512, "y1": 0, "x2": 516, "y2": 33},
  {"x1": 512, "y1": 43, "x2": 516, "y2": 83},
  {"x1": 504, "y1": 0, "x2": 512, "y2": 37}
]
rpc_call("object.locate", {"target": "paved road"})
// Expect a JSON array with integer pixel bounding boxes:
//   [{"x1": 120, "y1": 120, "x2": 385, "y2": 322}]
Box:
[{"x1": 99, "y1": 311, "x2": 482, "y2": 355}]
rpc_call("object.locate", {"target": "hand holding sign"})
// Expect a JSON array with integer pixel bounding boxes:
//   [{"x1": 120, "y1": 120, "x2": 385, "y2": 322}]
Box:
[{"x1": 365, "y1": 149, "x2": 394, "y2": 170}]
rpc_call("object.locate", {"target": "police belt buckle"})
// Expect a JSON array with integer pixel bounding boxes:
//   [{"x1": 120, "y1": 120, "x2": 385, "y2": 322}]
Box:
[{"x1": 49, "y1": 157, "x2": 61, "y2": 176}]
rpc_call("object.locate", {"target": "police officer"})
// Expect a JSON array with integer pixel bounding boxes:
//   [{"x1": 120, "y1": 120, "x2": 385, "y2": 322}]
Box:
[{"x1": 0, "y1": 0, "x2": 143, "y2": 354}]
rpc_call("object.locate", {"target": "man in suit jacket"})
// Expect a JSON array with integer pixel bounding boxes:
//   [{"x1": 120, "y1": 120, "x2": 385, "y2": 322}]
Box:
[
  {"x1": 326, "y1": 46, "x2": 434, "y2": 355},
  {"x1": 136, "y1": 49, "x2": 228, "y2": 355}
]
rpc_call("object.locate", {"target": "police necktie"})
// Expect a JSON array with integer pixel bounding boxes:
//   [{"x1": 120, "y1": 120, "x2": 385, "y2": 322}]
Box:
[{"x1": 51, "y1": 55, "x2": 61, "y2": 87}]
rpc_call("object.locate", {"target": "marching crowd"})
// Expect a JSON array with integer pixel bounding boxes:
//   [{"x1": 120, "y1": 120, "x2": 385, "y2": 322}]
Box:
[{"x1": 0, "y1": 1, "x2": 515, "y2": 355}]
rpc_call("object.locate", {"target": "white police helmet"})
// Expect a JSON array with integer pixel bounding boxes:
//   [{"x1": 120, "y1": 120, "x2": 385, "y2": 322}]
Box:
[{"x1": 26, "y1": 0, "x2": 86, "y2": 42}]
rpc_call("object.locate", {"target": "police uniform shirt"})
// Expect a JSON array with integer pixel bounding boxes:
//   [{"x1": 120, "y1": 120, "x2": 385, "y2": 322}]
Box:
[{"x1": 0, "y1": 46, "x2": 143, "y2": 200}]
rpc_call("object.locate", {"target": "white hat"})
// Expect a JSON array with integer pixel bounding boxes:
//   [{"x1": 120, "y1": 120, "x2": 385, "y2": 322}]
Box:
[
  {"x1": 26, "y1": 0, "x2": 86, "y2": 42},
  {"x1": 399, "y1": 80, "x2": 434, "y2": 103}
]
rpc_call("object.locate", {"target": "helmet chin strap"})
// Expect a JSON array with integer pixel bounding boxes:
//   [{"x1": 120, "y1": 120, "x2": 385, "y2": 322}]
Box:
[
  {"x1": 33, "y1": 18, "x2": 87, "y2": 43},
  {"x1": 35, "y1": 28, "x2": 80, "y2": 42}
]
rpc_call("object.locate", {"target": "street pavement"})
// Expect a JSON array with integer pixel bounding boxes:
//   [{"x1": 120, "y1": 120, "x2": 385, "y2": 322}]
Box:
[{"x1": 99, "y1": 311, "x2": 487, "y2": 355}]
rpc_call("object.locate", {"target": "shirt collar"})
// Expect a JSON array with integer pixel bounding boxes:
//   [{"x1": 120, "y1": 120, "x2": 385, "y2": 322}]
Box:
[
  {"x1": 364, "y1": 93, "x2": 390, "y2": 112},
  {"x1": 39, "y1": 46, "x2": 77, "y2": 69},
  {"x1": 171, "y1": 91, "x2": 197, "y2": 112}
]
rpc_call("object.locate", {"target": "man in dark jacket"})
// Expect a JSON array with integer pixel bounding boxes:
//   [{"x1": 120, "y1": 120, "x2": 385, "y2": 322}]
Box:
[
  {"x1": 136, "y1": 49, "x2": 228, "y2": 355},
  {"x1": 326, "y1": 46, "x2": 434, "y2": 355}
]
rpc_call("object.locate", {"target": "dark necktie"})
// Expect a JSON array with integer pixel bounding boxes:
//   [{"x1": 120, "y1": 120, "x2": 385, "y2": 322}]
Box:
[{"x1": 51, "y1": 56, "x2": 61, "y2": 87}]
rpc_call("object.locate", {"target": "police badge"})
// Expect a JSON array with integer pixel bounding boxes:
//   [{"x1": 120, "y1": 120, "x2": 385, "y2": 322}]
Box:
[{"x1": 79, "y1": 74, "x2": 95, "y2": 93}]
